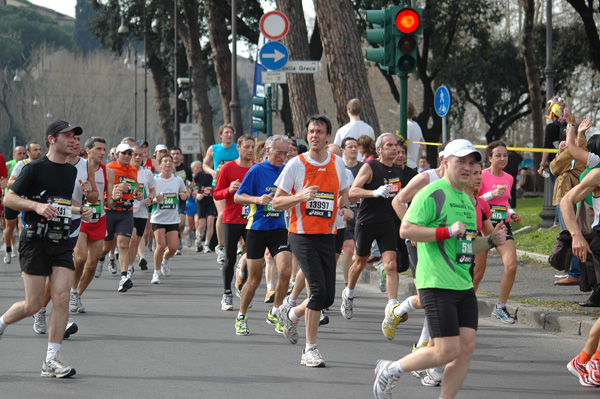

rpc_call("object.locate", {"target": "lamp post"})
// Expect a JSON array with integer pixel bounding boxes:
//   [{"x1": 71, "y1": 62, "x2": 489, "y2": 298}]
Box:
[
  {"x1": 173, "y1": 0, "x2": 178, "y2": 147},
  {"x1": 230, "y1": 0, "x2": 241, "y2": 138}
]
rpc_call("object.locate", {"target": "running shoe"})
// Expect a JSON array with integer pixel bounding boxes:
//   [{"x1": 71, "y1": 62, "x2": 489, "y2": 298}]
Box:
[
  {"x1": 95, "y1": 259, "x2": 104, "y2": 278},
  {"x1": 287, "y1": 279, "x2": 295, "y2": 295},
  {"x1": 421, "y1": 372, "x2": 440, "y2": 387},
  {"x1": 425, "y1": 365, "x2": 444, "y2": 385},
  {"x1": 221, "y1": 294, "x2": 233, "y2": 311},
  {"x1": 160, "y1": 259, "x2": 170, "y2": 277},
  {"x1": 41, "y1": 357, "x2": 76, "y2": 378},
  {"x1": 127, "y1": 265, "x2": 134, "y2": 280},
  {"x1": 195, "y1": 242, "x2": 203, "y2": 253},
  {"x1": 340, "y1": 287, "x2": 354, "y2": 319},
  {"x1": 69, "y1": 292, "x2": 78, "y2": 313},
  {"x1": 185, "y1": 232, "x2": 194, "y2": 248},
  {"x1": 264, "y1": 288, "x2": 275, "y2": 303},
  {"x1": 151, "y1": 271, "x2": 161, "y2": 284},
  {"x1": 63, "y1": 322, "x2": 78, "y2": 339},
  {"x1": 587, "y1": 360, "x2": 600, "y2": 385},
  {"x1": 237, "y1": 242, "x2": 243, "y2": 255},
  {"x1": 235, "y1": 314, "x2": 249, "y2": 336},
  {"x1": 235, "y1": 266, "x2": 245, "y2": 298},
  {"x1": 491, "y1": 305, "x2": 515, "y2": 324},
  {"x1": 266, "y1": 309, "x2": 278, "y2": 325},
  {"x1": 278, "y1": 303, "x2": 298, "y2": 344},
  {"x1": 118, "y1": 276, "x2": 132, "y2": 292},
  {"x1": 319, "y1": 312, "x2": 329, "y2": 326},
  {"x1": 175, "y1": 249, "x2": 182, "y2": 256},
  {"x1": 373, "y1": 360, "x2": 398, "y2": 399},
  {"x1": 301, "y1": 347, "x2": 325, "y2": 367},
  {"x1": 76, "y1": 295, "x2": 85, "y2": 313},
  {"x1": 410, "y1": 342, "x2": 428, "y2": 379},
  {"x1": 375, "y1": 261, "x2": 386, "y2": 293},
  {"x1": 381, "y1": 303, "x2": 408, "y2": 340},
  {"x1": 138, "y1": 257, "x2": 148, "y2": 270},
  {"x1": 568, "y1": 356, "x2": 596, "y2": 387},
  {"x1": 3, "y1": 251, "x2": 11, "y2": 264},
  {"x1": 202, "y1": 246, "x2": 212, "y2": 254},
  {"x1": 108, "y1": 258, "x2": 117, "y2": 274},
  {"x1": 33, "y1": 309, "x2": 47, "y2": 334},
  {"x1": 215, "y1": 245, "x2": 225, "y2": 265}
]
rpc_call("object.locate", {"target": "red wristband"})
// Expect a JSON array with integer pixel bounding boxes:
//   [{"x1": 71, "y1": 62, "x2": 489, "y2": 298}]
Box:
[{"x1": 435, "y1": 227, "x2": 451, "y2": 241}]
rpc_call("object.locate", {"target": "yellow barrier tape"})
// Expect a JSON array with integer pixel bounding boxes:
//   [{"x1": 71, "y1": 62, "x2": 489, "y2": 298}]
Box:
[{"x1": 408, "y1": 141, "x2": 558, "y2": 154}]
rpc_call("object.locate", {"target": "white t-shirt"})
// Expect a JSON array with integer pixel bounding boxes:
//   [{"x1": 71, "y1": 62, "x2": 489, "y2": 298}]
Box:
[
  {"x1": 406, "y1": 120, "x2": 424, "y2": 169},
  {"x1": 150, "y1": 174, "x2": 186, "y2": 225},
  {"x1": 71, "y1": 157, "x2": 89, "y2": 222},
  {"x1": 133, "y1": 168, "x2": 156, "y2": 219},
  {"x1": 10, "y1": 159, "x2": 28, "y2": 178},
  {"x1": 333, "y1": 120, "x2": 375, "y2": 162}
]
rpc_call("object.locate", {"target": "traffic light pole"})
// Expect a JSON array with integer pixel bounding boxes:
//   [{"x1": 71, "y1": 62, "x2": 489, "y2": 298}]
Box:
[
  {"x1": 398, "y1": 73, "x2": 408, "y2": 140},
  {"x1": 267, "y1": 85, "x2": 273, "y2": 137}
]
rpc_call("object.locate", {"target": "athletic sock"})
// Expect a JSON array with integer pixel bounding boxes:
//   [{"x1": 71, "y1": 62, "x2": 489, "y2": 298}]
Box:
[
  {"x1": 267, "y1": 283, "x2": 275, "y2": 291},
  {"x1": 346, "y1": 288, "x2": 355, "y2": 298},
  {"x1": 305, "y1": 342, "x2": 317, "y2": 352},
  {"x1": 237, "y1": 312, "x2": 245, "y2": 318},
  {"x1": 271, "y1": 306, "x2": 278, "y2": 317},
  {"x1": 5, "y1": 246, "x2": 11, "y2": 253},
  {"x1": 0, "y1": 315, "x2": 8, "y2": 334},
  {"x1": 417, "y1": 319, "x2": 430, "y2": 348},
  {"x1": 395, "y1": 295, "x2": 416, "y2": 316},
  {"x1": 121, "y1": 272, "x2": 127, "y2": 277},
  {"x1": 46, "y1": 342, "x2": 61, "y2": 362},
  {"x1": 288, "y1": 298, "x2": 297, "y2": 307},
  {"x1": 289, "y1": 308, "x2": 300, "y2": 322},
  {"x1": 70, "y1": 288, "x2": 77, "y2": 295},
  {"x1": 592, "y1": 350, "x2": 600, "y2": 361},
  {"x1": 388, "y1": 298, "x2": 399, "y2": 307},
  {"x1": 580, "y1": 350, "x2": 592, "y2": 364},
  {"x1": 387, "y1": 360, "x2": 404, "y2": 377},
  {"x1": 496, "y1": 301, "x2": 506, "y2": 308}
]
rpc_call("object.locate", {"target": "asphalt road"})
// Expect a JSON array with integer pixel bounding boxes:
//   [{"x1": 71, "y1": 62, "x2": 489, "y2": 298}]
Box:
[{"x1": 0, "y1": 246, "x2": 596, "y2": 398}]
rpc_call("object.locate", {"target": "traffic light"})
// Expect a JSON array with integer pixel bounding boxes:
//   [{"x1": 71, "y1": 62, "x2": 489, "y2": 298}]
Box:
[
  {"x1": 365, "y1": 9, "x2": 393, "y2": 74},
  {"x1": 252, "y1": 96, "x2": 267, "y2": 133},
  {"x1": 391, "y1": 6, "x2": 422, "y2": 75}
]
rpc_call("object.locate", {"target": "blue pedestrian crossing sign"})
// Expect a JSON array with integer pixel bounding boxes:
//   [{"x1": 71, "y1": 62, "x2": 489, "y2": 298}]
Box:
[
  {"x1": 259, "y1": 41, "x2": 289, "y2": 71},
  {"x1": 434, "y1": 85, "x2": 451, "y2": 118}
]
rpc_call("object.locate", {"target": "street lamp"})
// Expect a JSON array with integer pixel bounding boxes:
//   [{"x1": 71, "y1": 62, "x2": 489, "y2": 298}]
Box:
[
  {"x1": 46, "y1": 109, "x2": 53, "y2": 119},
  {"x1": 118, "y1": 16, "x2": 129, "y2": 34},
  {"x1": 33, "y1": 96, "x2": 40, "y2": 106},
  {"x1": 13, "y1": 70, "x2": 21, "y2": 82},
  {"x1": 118, "y1": 14, "x2": 137, "y2": 139}
]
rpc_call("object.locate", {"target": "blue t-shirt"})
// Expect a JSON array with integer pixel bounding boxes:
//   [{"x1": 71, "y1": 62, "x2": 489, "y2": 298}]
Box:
[{"x1": 237, "y1": 160, "x2": 286, "y2": 231}]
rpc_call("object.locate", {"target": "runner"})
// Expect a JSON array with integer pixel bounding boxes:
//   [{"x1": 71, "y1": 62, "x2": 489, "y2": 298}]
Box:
[
  {"x1": 373, "y1": 139, "x2": 506, "y2": 399},
  {"x1": 203, "y1": 124, "x2": 239, "y2": 265},
  {"x1": 184, "y1": 161, "x2": 202, "y2": 248},
  {"x1": 476, "y1": 141, "x2": 521, "y2": 324},
  {"x1": 233, "y1": 135, "x2": 291, "y2": 335},
  {"x1": 213, "y1": 134, "x2": 254, "y2": 310},
  {"x1": 3, "y1": 145, "x2": 28, "y2": 263},
  {"x1": 342, "y1": 133, "x2": 404, "y2": 333},
  {"x1": 0, "y1": 120, "x2": 91, "y2": 377},
  {"x1": 193, "y1": 159, "x2": 217, "y2": 253},
  {"x1": 273, "y1": 114, "x2": 351, "y2": 367},
  {"x1": 149, "y1": 153, "x2": 187, "y2": 284},
  {"x1": 171, "y1": 147, "x2": 193, "y2": 255}
]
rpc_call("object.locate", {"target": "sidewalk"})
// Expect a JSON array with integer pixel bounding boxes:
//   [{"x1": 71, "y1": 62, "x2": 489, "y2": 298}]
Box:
[{"x1": 354, "y1": 251, "x2": 600, "y2": 338}]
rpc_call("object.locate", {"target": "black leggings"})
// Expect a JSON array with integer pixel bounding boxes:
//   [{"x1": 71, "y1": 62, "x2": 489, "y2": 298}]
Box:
[{"x1": 222, "y1": 223, "x2": 247, "y2": 294}]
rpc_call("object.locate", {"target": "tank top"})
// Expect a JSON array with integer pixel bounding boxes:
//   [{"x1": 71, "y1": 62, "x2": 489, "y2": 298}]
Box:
[
  {"x1": 592, "y1": 195, "x2": 600, "y2": 230},
  {"x1": 357, "y1": 160, "x2": 403, "y2": 225},
  {"x1": 71, "y1": 157, "x2": 89, "y2": 221},
  {"x1": 105, "y1": 160, "x2": 137, "y2": 211},
  {"x1": 289, "y1": 153, "x2": 340, "y2": 235},
  {"x1": 212, "y1": 143, "x2": 239, "y2": 186},
  {"x1": 427, "y1": 168, "x2": 440, "y2": 183}
]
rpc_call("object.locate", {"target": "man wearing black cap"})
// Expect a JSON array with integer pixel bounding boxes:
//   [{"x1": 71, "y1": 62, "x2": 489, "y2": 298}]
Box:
[{"x1": 0, "y1": 120, "x2": 92, "y2": 378}]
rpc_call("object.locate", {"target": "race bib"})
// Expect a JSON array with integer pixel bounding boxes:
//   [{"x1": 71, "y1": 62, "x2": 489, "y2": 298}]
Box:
[
  {"x1": 241, "y1": 204, "x2": 249, "y2": 219},
  {"x1": 201, "y1": 186, "x2": 213, "y2": 196},
  {"x1": 86, "y1": 201, "x2": 102, "y2": 220},
  {"x1": 388, "y1": 178, "x2": 401, "y2": 197},
  {"x1": 263, "y1": 202, "x2": 282, "y2": 218},
  {"x1": 119, "y1": 176, "x2": 136, "y2": 193},
  {"x1": 490, "y1": 205, "x2": 507, "y2": 221},
  {"x1": 455, "y1": 229, "x2": 477, "y2": 264},
  {"x1": 307, "y1": 192, "x2": 335, "y2": 218},
  {"x1": 49, "y1": 197, "x2": 72, "y2": 222},
  {"x1": 159, "y1": 193, "x2": 177, "y2": 209}
]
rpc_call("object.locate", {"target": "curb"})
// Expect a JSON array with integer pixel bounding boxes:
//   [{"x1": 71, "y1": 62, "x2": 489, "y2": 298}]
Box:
[{"x1": 357, "y1": 266, "x2": 597, "y2": 337}]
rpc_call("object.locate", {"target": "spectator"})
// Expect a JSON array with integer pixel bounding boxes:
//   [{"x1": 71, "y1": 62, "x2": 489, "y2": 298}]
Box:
[
  {"x1": 405, "y1": 102, "x2": 425, "y2": 170},
  {"x1": 333, "y1": 98, "x2": 375, "y2": 162},
  {"x1": 516, "y1": 167, "x2": 535, "y2": 196},
  {"x1": 357, "y1": 135, "x2": 376, "y2": 162},
  {"x1": 417, "y1": 156, "x2": 430, "y2": 173}
]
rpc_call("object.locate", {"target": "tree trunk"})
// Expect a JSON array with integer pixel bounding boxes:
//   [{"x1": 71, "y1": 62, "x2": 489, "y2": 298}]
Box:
[
  {"x1": 280, "y1": 84, "x2": 294, "y2": 135},
  {"x1": 205, "y1": 0, "x2": 244, "y2": 136},
  {"x1": 519, "y1": 0, "x2": 544, "y2": 184},
  {"x1": 275, "y1": 0, "x2": 319, "y2": 137},
  {"x1": 565, "y1": 0, "x2": 600, "y2": 73},
  {"x1": 162, "y1": 0, "x2": 215, "y2": 155},
  {"x1": 146, "y1": 38, "x2": 175, "y2": 148},
  {"x1": 314, "y1": 0, "x2": 380, "y2": 133}
]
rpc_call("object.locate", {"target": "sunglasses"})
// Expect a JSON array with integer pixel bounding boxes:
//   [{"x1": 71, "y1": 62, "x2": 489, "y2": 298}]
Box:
[{"x1": 121, "y1": 151, "x2": 133, "y2": 156}]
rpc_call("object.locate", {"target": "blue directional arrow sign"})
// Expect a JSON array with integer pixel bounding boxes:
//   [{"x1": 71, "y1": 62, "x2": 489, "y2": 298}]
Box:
[
  {"x1": 434, "y1": 85, "x2": 451, "y2": 118},
  {"x1": 259, "y1": 41, "x2": 289, "y2": 71}
]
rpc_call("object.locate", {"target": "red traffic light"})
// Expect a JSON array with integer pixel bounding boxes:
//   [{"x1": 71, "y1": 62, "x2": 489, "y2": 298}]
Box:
[{"x1": 395, "y1": 8, "x2": 420, "y2": 34}]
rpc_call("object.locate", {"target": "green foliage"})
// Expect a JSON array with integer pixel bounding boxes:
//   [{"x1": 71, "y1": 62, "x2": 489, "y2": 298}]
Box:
[
  {"x1": 0, "y1": 5, "x2": 72, "y2": 68},
  {"x1": 74, "y1": 0, "x2": 102, "y2": 55},
  {"x1": 512, "y1": 197, "x2": 556, "y2": 255}
]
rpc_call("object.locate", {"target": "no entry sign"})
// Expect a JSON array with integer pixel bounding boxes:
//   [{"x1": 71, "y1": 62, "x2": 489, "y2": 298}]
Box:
[{"x1": 259, "y1": 11, "x2": 289, "y2": 41}]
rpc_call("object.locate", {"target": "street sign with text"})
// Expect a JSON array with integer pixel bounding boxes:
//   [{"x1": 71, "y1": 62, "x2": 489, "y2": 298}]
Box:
[{"x1": 281, "y1": 60, "x2": 319, "y2": 74}]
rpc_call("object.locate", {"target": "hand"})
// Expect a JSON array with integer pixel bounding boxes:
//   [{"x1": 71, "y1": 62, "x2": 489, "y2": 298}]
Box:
[
  {"x1": 537, "y1": 165, "x2": 547, "y2": 177},
  {"x1": 156, "y1": 194, "x2": 164, "y2": 203},
  {"x1": 492, "y1": 185, "x2": 506, "y2": 198},
  {"x1": 112, "y1": 186, "x2": 122, "y2": 200},
  {"x1": 449, "y1": 221, "x2": 466, "y2": 238},
  {"x1": 119, "y1": 182, "x2": 130, "y2": 192},
  {"x1": 135, "y1": 190, "x2": 144, "y2": 201},
  {"x1": 564, "y1": 109, "x2": 577, "y2": 125},
  {"x1": 372, "y1": 185, "x2": 391, "y2": 198},
  {"x1": 491, "y1": 221, "x2": 507, "y2": 247},
  {"x1": 255, "y1": 193, "x2": 274, "y2": 206},
  {"x1": 339, "y1": 207, "x2": 354, "y2": 221},
  {"x1": 81, "y1": 206, "x2": 93, "y2": 222},
  {"x1": 35, "y1": 202, "x2": 59, "y2": 219},
  {"x1": 211, "y1": 170, "x2": 217, "y2": 179},
  {"x1": 229, "y1": 179, "x2": 241, "y2": 193},
  {"x1": 579, "y1": 117, "x2": 592, "y2": 135},
  {"x1": 144, "y1": 197, "x2": 152, "y2": 207},
  {"x1": 79, "y1": 179, "x2": 92, "y2": 196},
  {"x1": 179, "y1": 192, "x2": 188, "y2": 201},
  {"x1": 558, "y1": 141, "x2": 566, "y2": 153},
  {"x1": 299, "y1": 181, "x2": 319, "y2": 202},
  {"x1": 573, "y1": 233, "x2": 592, "y2": 263},
  {"x1": 510, "y1": 212, "x2": 521, "y2": 224},
  {"x1": 0, "y1": 177, "x2": 7, "y2": 190}
]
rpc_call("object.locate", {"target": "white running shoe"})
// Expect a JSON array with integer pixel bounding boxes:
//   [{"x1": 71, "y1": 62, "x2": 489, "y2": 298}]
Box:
[
  {"x1": 215, "y1": 245, "x2": 225, "y2": 265},
  {"x1": 374, "y1": 360, "x2": 399, "y2": 399},
  {"x1": 221, "y1": 294, "x2": 233, "y2": 311},
  {"x1": 95, "y1": 259, "x2": 104, "y2": 278},
  {"x1": 41, "y1": 357, "x2": 76, "y2": 378},
  {"x1": 3, "y1": 251, "x2": 11, "y2": 264},
  {"x1": 151, "y1": 271, "x2": 161, "y2": 284},
  {"x1": 127, "y1": 265, "x2": 134, "y2": 280},
  {"x1": 340, "y1": 287, "x2": 354, "y2": 319},
  {"x1": 69, "y1": 292, "x2": 78, "y2": 313},
  {"x1": 160, "y1": 259, "x2": 170, "y2": 277},
  {"x1": 301, "y1": 347, "x2": 325, "y2": 367},
  {"x1": 33, "y1": 309, "x2": 47, "y2": 334}
]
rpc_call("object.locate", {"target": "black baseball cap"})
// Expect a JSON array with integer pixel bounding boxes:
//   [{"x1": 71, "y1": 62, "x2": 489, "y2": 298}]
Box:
[
  {"x1": 46, "y1": 120, "x2": 83, "y2": 136},
  {"x1": 136, "y1": 139, "x2": 148, "y2": 147}
]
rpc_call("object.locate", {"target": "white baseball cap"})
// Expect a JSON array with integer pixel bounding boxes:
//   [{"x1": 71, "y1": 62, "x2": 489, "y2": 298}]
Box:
[
  {"x1": 440, "y1": 139, "x2": 482, "y2": 161},
  {"x1": 116, "y1": 143, "x2": 133, "y2": 153},
  {"x1": 155, "y1": 144, "x2": 168, "y2": 153}
]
